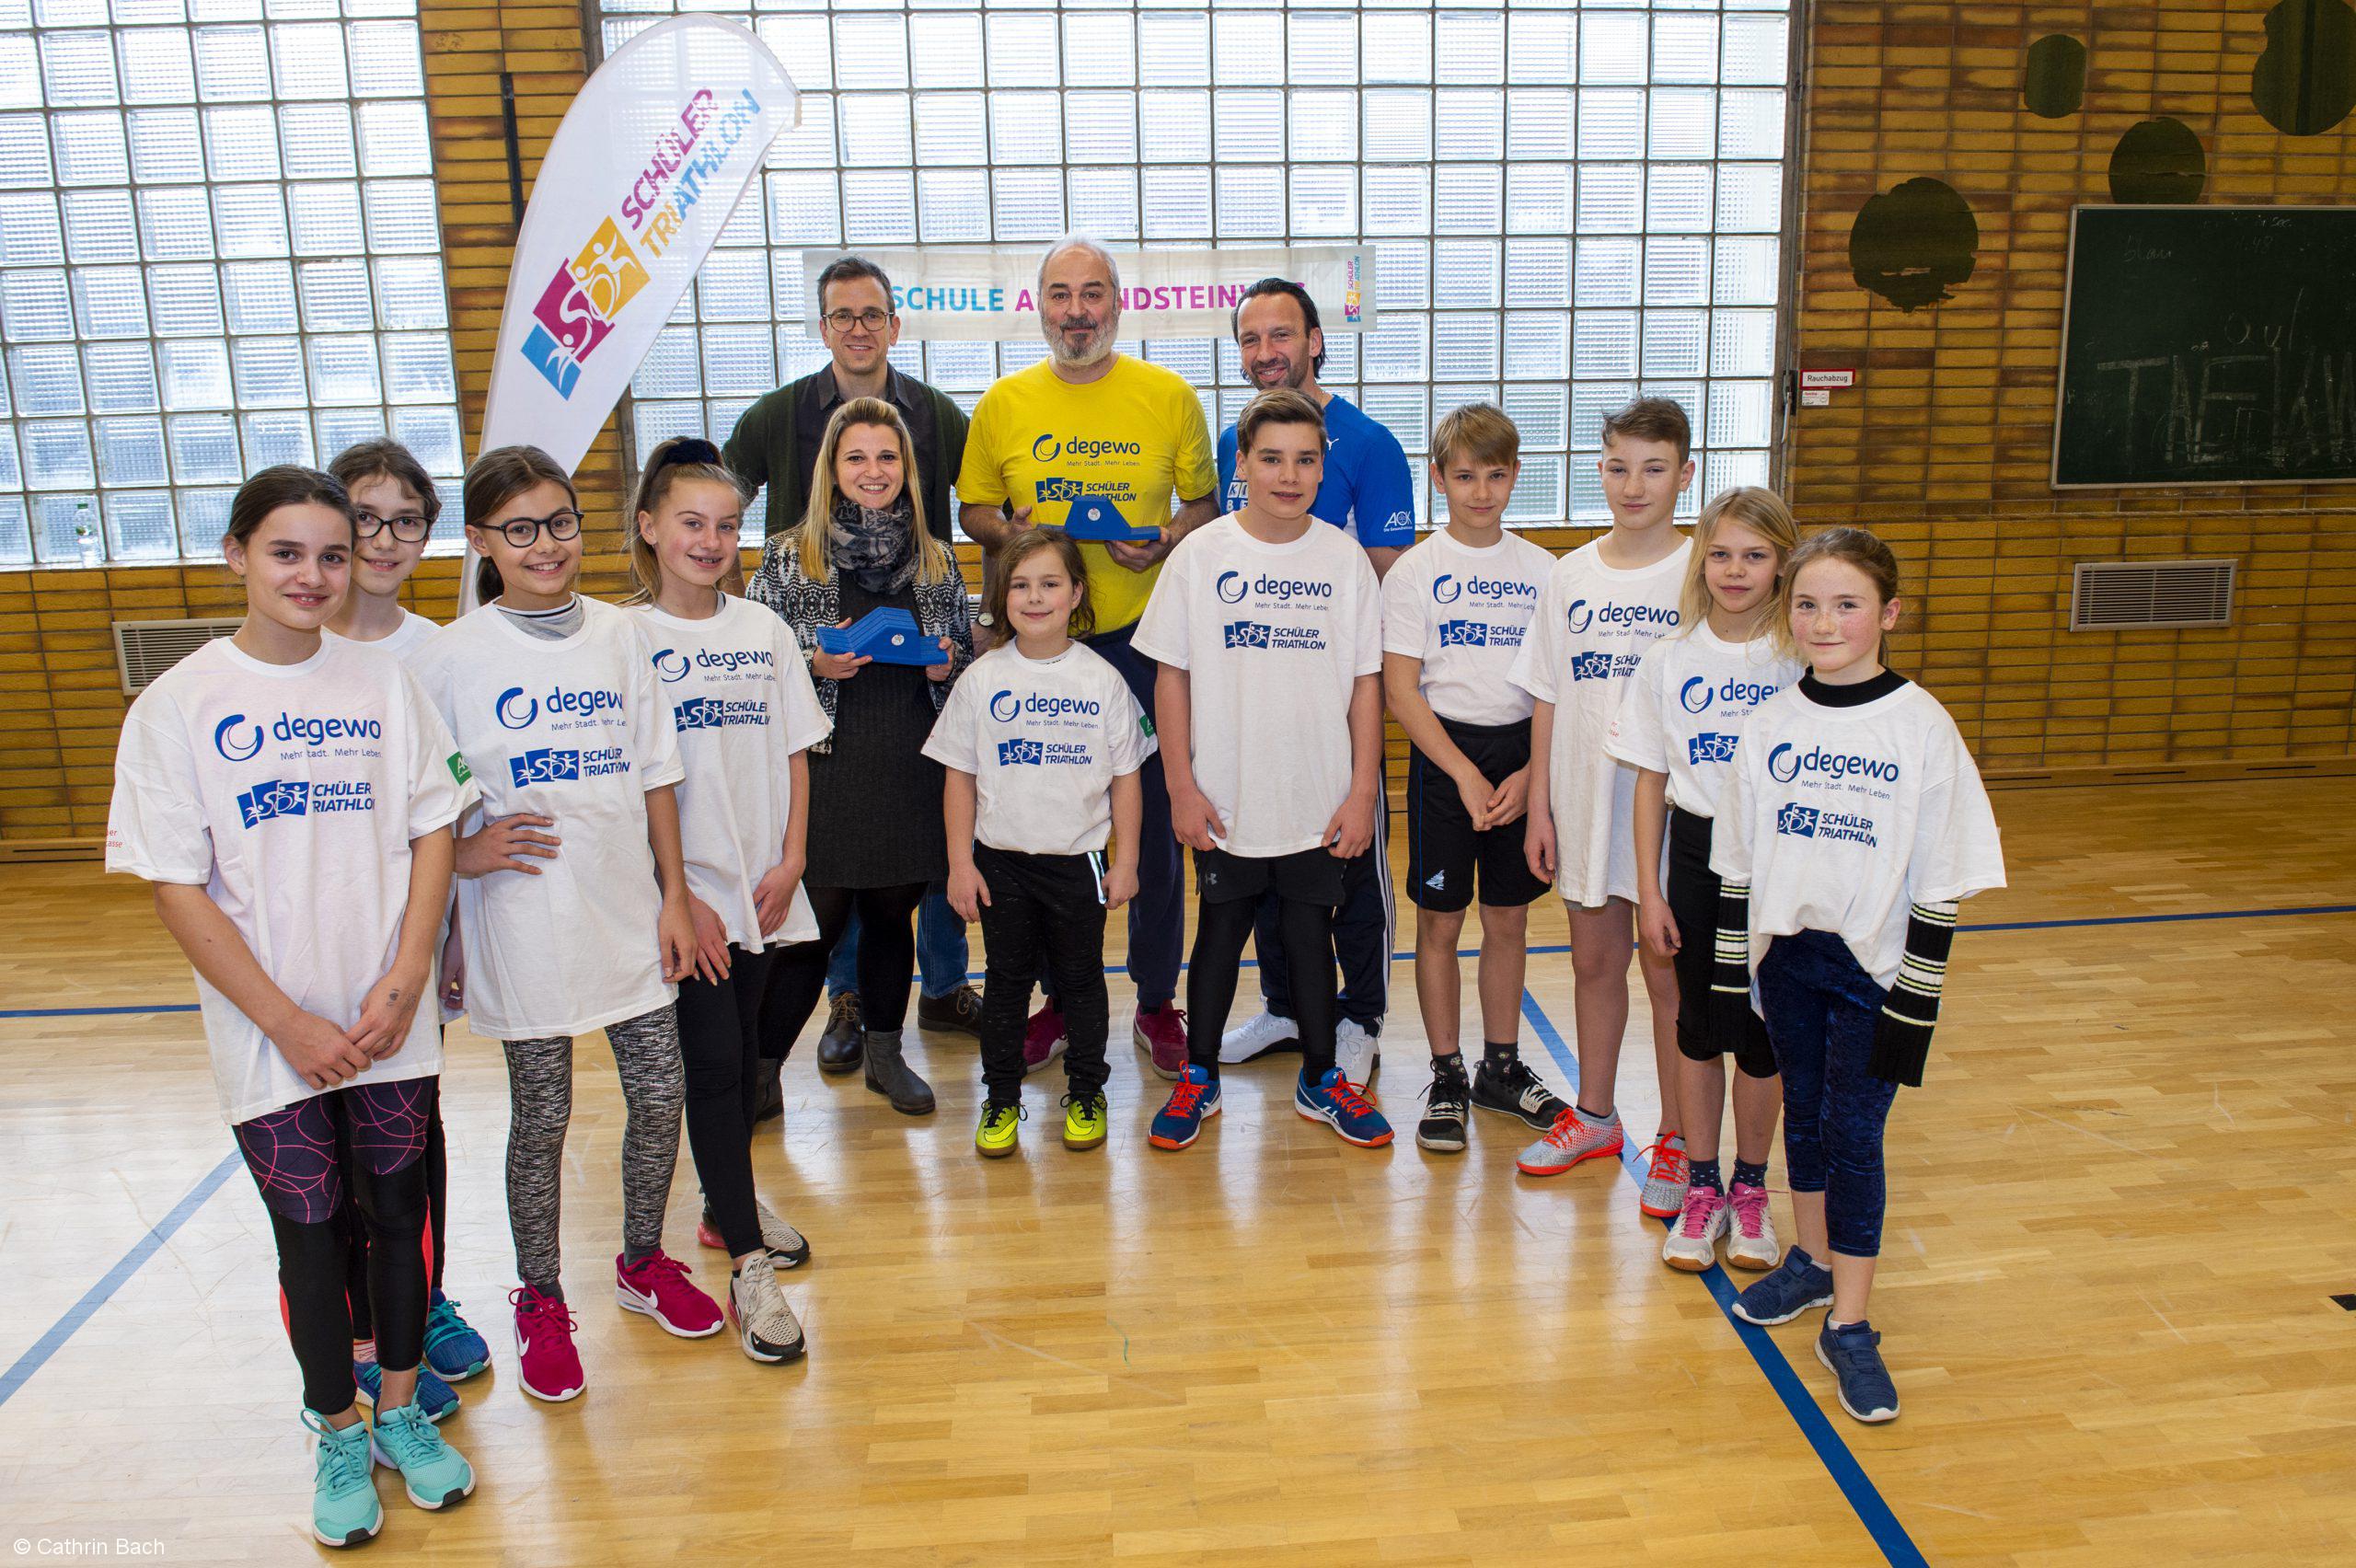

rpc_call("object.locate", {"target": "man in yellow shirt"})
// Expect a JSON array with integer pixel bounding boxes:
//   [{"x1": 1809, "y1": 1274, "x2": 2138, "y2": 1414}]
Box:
[{"x1": 958, "y1": 237, "x2": 1218, "y2": 1078}]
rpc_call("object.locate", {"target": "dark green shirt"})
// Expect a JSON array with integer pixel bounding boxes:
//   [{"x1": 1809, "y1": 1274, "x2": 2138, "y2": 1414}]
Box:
[{"x1": 722, "y1": 364, "x2": 968, "y2": 545}]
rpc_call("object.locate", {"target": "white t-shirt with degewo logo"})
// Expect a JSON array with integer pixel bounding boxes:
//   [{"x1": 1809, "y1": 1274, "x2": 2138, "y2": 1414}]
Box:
[
  {"x1": 105, "y1": 636, "x2": 477, "y2": 1125},
  {"x1": 923, "y1": 640, "x2": 1155, "y2": 858},
  {"x1": 1131, "y1": 514, "x2": 1383, "y2": 858},
  {"x1": 629, "y1": 593, "x2": 832, "y2": 951},
  {"x1": 1380, "y1": 527, "x2": 1554, "y2": 727},
  {"x1": 1710, "y1": 679, "x2": 2006, "y2": 991},
  {"x1": 407, "y1": 597, "x2": 686, "y2": 1041},
  {"x1": 1606, "y1": 623, "x2": 1804, "y2": 818},
  {"x1": 1507, "y1": 535, "x2": 1691, "y2": 906}
]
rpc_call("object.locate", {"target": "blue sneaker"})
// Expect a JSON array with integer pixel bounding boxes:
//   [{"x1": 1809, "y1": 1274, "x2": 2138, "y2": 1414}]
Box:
[
  {"x1": 423, "y1": 1291, "x2": 491, "y2": 1382},
  {"x1": 1294, "y1": 1066, "x2": 1395, "y2": 1147},
  {"x1": 1817, "y1": 1320, "x2": 1900, "y2": 1423},
  {"x1": 354, "y1": 1358, "x2": 459, "y2": 1424},
  {"x1": 369, "y1": 1400, "x2": 477, "y2": 1509},
  {"x1": 1728, "y1": 1245, "x2": 1835, "y2": 1327},
  {"x1": 304, "y1": 1409, "x2": 382, "y2": 1548},
  {"x1": 1148, "y1": 1065, "x2": 1220, "y2": 1150}
]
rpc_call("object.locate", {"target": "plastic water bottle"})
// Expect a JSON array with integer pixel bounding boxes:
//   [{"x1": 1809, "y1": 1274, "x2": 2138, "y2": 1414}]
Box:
[{"x1": 73, "y1": 500, "x2": 100, "y2": 567}]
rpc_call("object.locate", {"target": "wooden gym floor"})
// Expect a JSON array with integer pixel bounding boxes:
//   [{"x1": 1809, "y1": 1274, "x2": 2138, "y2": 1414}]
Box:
[{"x1": 1, "y1": 775, "x2": 2351, "y2": 1565}]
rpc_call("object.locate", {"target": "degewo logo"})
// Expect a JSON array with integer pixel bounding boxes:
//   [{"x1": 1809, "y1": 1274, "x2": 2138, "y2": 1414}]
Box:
[
  {"x1": 1680, "y1": 676, "x2": 1713, "y2": 714},
  {"x1": 989, "y1": 689, "x2": 1022, "y2": 722},
  {"x1": 214, "y1": 713, "x2": 264, "y2": 763},
  {"x1": 1216, "y1": 571, "x2": 1249, "y2": 604},
  {"x1": 653, "y1": 648, "x2": 691, "y2": 683},
  {"x1": 1033, "y1": 434, "x2": 1062, "y2": 463},
  {"x1": 1434, "y1": 573, "x2": 1462, "y2": 604},
  {"x1": 1768, "y1": 743, "x2": 1902, "y2": 786},
  {"x1": 1568, "y1": 598, "x2": 1593, "y2": 632},
  {"x1": 495, "y1": 686, "x2": 541, "y2": 730}
]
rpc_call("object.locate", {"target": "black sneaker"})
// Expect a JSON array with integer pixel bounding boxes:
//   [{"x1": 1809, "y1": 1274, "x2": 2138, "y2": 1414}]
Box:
[
  {"x1": 1471, "y1": 1053, "x2": 1569, "y2": 1130},
  {"x1": 917, "y1": 982, "x2": 985, "y2": 1038},
  {"x1": 1415, "y1": 1055, "x2": 1471, "y2": 1153}
]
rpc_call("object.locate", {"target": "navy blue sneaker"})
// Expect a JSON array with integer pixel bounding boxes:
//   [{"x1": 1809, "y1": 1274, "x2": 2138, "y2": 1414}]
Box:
[
  {"x1": 1727, "y1": 1245, "x2": 1834, "y2": 1326},
  {"x1": 1149, "y1": 1066, "x2": 1221, "y2": 1150},
  {"x1": 1294, "y1": 1066, "x2": 1395, "y2": 1147},
  {"x1": 422, "y1": 1291, "x2": 491, "y2": 1382},
  {"x1": 1817, "y1": 1320, "x2": 1900, "y2": 1423},
  {"x1": 354, "y1": 1359, "x2": 459, "y2": 1424}
]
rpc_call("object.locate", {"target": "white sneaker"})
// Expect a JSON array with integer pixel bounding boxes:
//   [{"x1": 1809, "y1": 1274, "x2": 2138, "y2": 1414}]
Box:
[
  {"x1": 1661, "y1": 1185, "x2": 1729, "y2": 1273},
  {"x1": 1725, "y1": 1181, "x2": 1782, "y2": 1271},
  {"x1": 1334, "y1": 1018, "x2": 1380, "y2": 1089},
  {"x1": 727, "y1": 1252, "x2": 805, "y2": 1365},
  {"x1": 1218, "y1": 1009, "x2": 1299, "y2": 1064}
]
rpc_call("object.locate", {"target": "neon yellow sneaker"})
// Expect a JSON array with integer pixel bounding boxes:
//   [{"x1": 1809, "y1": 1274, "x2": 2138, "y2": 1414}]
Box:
[
  {"x1": 975, "y1": 1099, "x2": 1022, "y2": 1159},
  {"x1": 1061, "y1": 1090, "x2": 1109, "y2": 1151}
]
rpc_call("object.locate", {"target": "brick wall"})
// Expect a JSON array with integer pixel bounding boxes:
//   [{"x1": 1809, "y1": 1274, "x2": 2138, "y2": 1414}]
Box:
[
  {"x1": 1791, "y1": 1, "x2": 2356, "y2": 770},
  {"x1": 6, "y1": 0, "x2": 2354, "y2": 841}
]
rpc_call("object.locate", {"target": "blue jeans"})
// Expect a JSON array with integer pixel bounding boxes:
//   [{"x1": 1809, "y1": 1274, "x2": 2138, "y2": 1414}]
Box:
[
  {"x1": 1757, "y1": 929, "x2": 1902, "y2": 1260},
  {"x1": 827, "y1": 884, "x2": 968, "y2": 1000}
]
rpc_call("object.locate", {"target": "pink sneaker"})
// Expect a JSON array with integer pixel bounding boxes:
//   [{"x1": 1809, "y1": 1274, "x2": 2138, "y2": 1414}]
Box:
[
  {"x1": 1022, "y1": 1001, "x2": 1068, "y2": 1075},
  {"x1": 1132, "y1": 1002, "x2": 1187, "y2": 1080},
  {"x1": 1726, "y1": 1181, "x2": 1783, "y2": 1271},
  {"x1": 615, "y1": 1251, "x2": 722, "y2": 1339},
  {"x1": 510, "y1": 1285, "x2": 584, "y2": 1402}
]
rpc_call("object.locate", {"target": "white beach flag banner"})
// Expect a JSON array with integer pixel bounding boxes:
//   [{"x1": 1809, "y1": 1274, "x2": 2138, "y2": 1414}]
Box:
[
  {"x1": 797, "y1": 245, "x2": 1380, "y2": 341},
  {"x1": 467, "y1": 14, "x2": 798, "y2": 608}
]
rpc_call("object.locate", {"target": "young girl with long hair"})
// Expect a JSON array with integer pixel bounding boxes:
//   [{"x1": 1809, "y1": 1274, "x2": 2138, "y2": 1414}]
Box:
[
  {"x1": 924, "y1": 526, "x2": 1150, "y2": 1157},
  {"x1": 107, "y1": 465, "x2": 477, "y2": 1546},
  {"x1": 748, "y1": 398, "x2": 975, "y2": 1116},
  {"x1": 625, "y1": 435, "x2": 828, "y2": 1364},
  {"x1": 408, "y1": 444, "x2": 720, "y2": 1405},
  {"x1": 1606, "y1": 486, "x2": 1803, "y2": 1268}
]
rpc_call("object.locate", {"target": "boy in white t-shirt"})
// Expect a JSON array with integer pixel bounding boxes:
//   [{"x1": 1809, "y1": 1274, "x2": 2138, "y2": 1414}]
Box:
[
  {"x1": 1508, "y1": 398, "x2": 1696, "y2": 1210},
  {"x1": 1380, "y1": 404, "x2": 1569, "y2": 1156},
  {"x1": 1132, "y1": 388, "x2": 1392, "y2": 1151}
]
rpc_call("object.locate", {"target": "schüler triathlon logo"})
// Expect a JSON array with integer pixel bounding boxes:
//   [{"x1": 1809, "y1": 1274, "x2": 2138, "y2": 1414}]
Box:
[
  {"x1": 1433, "y1": 574, "x2": 1461, "y2": 604},
  {"x1": 1775, "y1": 802, "x2": 1819, "y2": 838},
  {"x1": 1680, "y1": 676, "x2": 1713, "y2": 714},
  {"x1": 1688, "y1": 732, "x2": 1739, "y2": 765},
  {"x1": 997, "y1": 738, "x2": 1045, "y2": 767},
  {"x1": 510, "y1": 748, "x2": 582, "y2": 786},
  {"x1": 237, "y1": 779, "x2": 307, "y2": 828},
  {"x1": 214, "y1": 714, "x2": 263, "y2": 762},
  {"x1": 1438, "y1": 620, "x2": 1489, "y2": 648},
  {"x1": 653, "y1": 648, "x2": 690, "y2": 683},
  {"x1": 989, "y1": 689, "x2": 1022, "y2": 722},
  {"x1": 1569, "y1": 651, "x2": 1615, "y2": 681},
  {"x1": 1216, "y1": 571, "x2": 1249, "y2": 604},
  {"x1": 1224, "y1": 621, "x2": 1272, "y2": 650},
  {"x1": 1033, "y1": 434, "x2": 1062, "y2": 463},
  {"x1": 495, "y1": 686, "x2": 541, "y2": 730}
]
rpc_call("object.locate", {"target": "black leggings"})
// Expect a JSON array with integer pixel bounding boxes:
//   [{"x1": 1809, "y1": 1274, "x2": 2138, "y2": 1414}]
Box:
[
  {"x1": 342, "y1": 1100, "x2": 446, "y2": 1339},
  {"x1": 676, "y1": 944, "x2": 776, "y2": 1259},
  {"x1": 761, "y1": 882, "x2": 929, "y2": 1059},
  {"x1": 1187, "y1": 894, "x2": 1338, "y2": 1080},
  {"x1": 270, "y1": 1147, "x2": 432, "y2": 1415}
]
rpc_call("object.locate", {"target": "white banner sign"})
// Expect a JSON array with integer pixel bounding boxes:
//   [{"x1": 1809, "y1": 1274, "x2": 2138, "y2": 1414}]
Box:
[
  {"x1": 799, "y1": 245, "x2": 1379, "y2": 341},
  {"x1": 469, "y1": 16, "x2": 798, "y2": 605}
]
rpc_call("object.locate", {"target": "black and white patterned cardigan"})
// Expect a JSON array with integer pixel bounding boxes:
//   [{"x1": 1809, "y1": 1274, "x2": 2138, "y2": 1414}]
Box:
[{"x1": 745, "y1": 531, "x2": 975, "y2": 755}]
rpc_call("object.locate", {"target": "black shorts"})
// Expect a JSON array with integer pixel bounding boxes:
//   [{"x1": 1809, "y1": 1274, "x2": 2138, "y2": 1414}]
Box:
[
  {"x1": 1404, "y1": 718, "x2": 1552, "y2": 915},
  {"x1": 1194, "y1": 844, "x2": 1347, "y2": 908},
  {"x1": 1668, "y1": 806, "x2": 1777, "y2": 1078}
]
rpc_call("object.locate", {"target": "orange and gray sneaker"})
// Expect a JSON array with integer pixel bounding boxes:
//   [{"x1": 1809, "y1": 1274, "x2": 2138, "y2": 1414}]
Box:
[
  {"x1": 1514, "y1": 1104, "x2": 1625, "y2": 1177},
  {"x1": 1638, "y1": 1132, "x2": 1690, "y2": 1218}
]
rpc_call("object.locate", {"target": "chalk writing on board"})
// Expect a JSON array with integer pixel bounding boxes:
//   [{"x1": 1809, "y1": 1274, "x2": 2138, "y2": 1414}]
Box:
[{"x1": 2089, "y1": 293, "x2": 2356, "y2": 472}]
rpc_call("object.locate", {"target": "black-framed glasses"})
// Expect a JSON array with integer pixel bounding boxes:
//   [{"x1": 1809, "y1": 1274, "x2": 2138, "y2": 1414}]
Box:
[
  {"x1": 474, "y1": 509, "x2": 583, "y2": 549},
  {"x1": 821, "y1": 308, "x2": 891, "y2": 332},
  {"x1": 354, "y1": 511, "x2": 433, "y2": 543}
]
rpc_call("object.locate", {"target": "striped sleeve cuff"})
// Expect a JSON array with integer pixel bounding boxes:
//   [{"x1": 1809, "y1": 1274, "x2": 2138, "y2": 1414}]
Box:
[{"x1": 1870, "y1": 900, "x2": 1958, "y2": 1087}]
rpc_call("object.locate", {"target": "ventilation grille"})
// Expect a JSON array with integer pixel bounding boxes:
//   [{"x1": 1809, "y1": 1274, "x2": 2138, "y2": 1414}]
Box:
[
  {"x1": 2069, "y1": 560, "x2": 2236, "y2": 631},
  {"x1": 113, "y1": 618, "x2": 243, "y2": 694}
]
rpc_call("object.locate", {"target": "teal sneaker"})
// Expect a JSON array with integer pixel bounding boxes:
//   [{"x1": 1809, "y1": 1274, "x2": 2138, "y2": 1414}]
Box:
[
  {"x1": 304, "y1": 1409, "x2": 382, "y2": 1548},
  {"x1": 423, "y1": 1291, "x2": 491, "y2": 1381},
  {"x1": 369, "y1": 1400, "x2": 477, "y2": 1510},
  {"x1": 353, "y1": 1357, "x2": 458, "y2": 1423}
]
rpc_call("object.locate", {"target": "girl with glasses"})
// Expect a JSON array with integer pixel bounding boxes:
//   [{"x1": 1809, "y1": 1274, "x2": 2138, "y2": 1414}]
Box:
[{"x1": 408, "y1": 444, "x2": 722, "y2": 1406}]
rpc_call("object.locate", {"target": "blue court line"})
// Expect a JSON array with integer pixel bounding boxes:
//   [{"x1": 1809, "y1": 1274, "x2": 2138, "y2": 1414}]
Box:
[
  {"x1": 0, "y1": 1002, "x2": 202, "y2": 1019},
  {"x1": 0, "y1": 1149, "x2": 243, "y2": 1412},
  {"x1": 1518, "y1": 988, "x2": 1928, "y2": 1568}
]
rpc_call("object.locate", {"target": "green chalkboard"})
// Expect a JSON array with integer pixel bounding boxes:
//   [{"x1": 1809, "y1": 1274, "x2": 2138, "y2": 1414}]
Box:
[{"x1": 2052, "y1": 206, "x2": 2356, "y2": 488}]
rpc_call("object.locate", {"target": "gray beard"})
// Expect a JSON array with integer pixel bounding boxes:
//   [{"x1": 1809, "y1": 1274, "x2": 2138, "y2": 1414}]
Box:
[{"x1": 1047, "y1": 328, "x2": 1114, "y2": 368}]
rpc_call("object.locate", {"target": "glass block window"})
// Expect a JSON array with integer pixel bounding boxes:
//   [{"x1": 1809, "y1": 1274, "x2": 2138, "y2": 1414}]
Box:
[
  {"x1": 595, "y1": 0, "x2": 1790, "y2": 541},
  {"x1": 0, "y1": 0, "x2": 459, "y2": 566}
]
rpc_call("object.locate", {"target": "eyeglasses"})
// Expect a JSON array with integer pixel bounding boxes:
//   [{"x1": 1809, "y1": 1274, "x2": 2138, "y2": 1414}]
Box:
[
  {"x1": 474, "y1": 509, "x2": 584, "y2": 549},
  {"x1": 821, "y1": 308, "x2": 891, "y2": 332},
  {"x1": 354, "y1": 511, "x2": 432, "y2": 542}
]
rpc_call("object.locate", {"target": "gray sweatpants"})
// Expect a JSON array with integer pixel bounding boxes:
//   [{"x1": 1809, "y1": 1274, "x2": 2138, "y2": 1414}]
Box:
[{"x1": 500, "y1": 1005, "x2": 683, "y2": 1294}]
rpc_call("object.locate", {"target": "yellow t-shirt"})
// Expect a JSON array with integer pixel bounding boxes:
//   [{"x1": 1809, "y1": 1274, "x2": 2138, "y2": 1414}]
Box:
[{"x1": 956, "y1": 355, "x2": 1217, "y2": 632}]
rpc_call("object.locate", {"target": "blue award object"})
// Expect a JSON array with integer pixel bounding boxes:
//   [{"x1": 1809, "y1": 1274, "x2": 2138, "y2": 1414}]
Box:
[
  {"x1": 815, "y1": 606, "x2": 942, "y2": 666},
  {"x1": 1060, "y1": 493, "x2": 1161, "y2": 544}
]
